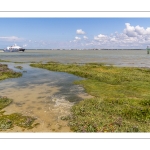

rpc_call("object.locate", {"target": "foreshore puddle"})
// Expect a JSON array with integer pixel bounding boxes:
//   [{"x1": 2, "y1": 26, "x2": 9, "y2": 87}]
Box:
[{"x1": 0, "y1": 63, "x2": 92, "y2": 132}]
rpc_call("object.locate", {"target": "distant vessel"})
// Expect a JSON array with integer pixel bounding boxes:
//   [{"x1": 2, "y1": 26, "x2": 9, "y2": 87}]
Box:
[{"x1": 3, "y1": 44, "x2": 25, "y2": 52}]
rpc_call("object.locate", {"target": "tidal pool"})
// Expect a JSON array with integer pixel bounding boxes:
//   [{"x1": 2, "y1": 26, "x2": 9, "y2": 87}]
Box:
[{"x1": 0, "y1": 63, "x2": 92, "y2": 132}]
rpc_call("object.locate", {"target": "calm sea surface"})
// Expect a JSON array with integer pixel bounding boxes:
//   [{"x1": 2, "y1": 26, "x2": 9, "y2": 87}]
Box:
[
  {"x1": 0, "y1": 49, "x2": 149, "y2": 132},
  {"x1": 0, "y1": 49, "x2": 149, "y2": 67}
]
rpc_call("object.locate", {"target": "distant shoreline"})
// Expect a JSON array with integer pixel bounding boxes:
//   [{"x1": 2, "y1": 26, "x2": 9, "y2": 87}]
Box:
[{"x1": 0, "y1": 49, "x2": 146, "y2": 51}]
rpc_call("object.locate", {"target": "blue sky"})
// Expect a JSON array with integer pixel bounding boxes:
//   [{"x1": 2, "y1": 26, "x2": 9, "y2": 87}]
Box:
[{"x1": 0, "y1": 18, "x2": 150, "y2": 49}]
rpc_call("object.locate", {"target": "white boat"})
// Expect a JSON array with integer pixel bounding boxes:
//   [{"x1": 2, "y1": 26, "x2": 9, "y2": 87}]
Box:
[{"x1": 3, "y1": 44, "x2": 25, "y2": 52}]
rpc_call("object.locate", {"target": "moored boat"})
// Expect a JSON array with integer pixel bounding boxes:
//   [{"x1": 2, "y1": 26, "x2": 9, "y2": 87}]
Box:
[{"x1": 3, "y1": 44, "x2": 25, "y2": 52}]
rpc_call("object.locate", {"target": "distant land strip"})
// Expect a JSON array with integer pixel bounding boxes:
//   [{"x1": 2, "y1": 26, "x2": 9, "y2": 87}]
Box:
[
  {"x1": 18, "y1": 49, "x2": 147, "y2": 50},
  {"x1": 0, "y1": 49, "x2": 146, "y2": 50}
]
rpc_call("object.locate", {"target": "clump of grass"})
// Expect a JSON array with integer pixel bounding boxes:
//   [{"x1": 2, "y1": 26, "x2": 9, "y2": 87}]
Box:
[
  {"x1": 0, "y1": 96, "x2": 12, "y2": 110},
  {"x1": 0, "y1": 112, "x2": 36, "y2": 130},
  {"x1": 0, "y1": 63, "x2": 22, "y2": 80},
  {"x1": 30, "y1": 62, "x2": 150, "y2": 132},
  {"x1": 0, "y1": 96, "x2": 37, "y2": 131}
]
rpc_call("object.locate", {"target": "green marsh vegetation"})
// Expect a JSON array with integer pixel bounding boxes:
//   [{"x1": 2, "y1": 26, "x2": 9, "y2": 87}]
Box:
[
  {"x1": 0, "y1": 97, "x2": 37, "y2": 131},
  {"x1": 0, "y1": 64, "x2": 37, "y2": 131},
  {"x1": 0, "y1": 59, "x2": 10, "y2": 62},
  {"x1": 0, "y1": 64, "x2": 22, "y2": 80},
  {"x1": 31, "y1": 62, "x2": 150, "y2": 132},
  {"x1": 0, "y1": 59, "x2": 27, "y2": 63}
]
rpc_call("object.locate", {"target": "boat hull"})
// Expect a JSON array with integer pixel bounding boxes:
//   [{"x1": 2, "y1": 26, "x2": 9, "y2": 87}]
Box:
[{"x1": 3, "y1": 48, "x2": 25, "y2": 52}]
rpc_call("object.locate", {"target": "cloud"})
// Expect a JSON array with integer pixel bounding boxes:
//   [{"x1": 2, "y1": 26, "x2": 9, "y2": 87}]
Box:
[
  {"x1": 110, "y1": 37, "x2": 116, "y2": 42},
  {"x1": 91, "y1": 23, "x2": 150, "y2": 48},
  {"x1": 135, "y1": 25, "x2": 145, "y2": 35},
  {"x1": 145, "y1": 36, "x2": 150, "y2": 41},
  {"x1": 94, "y1": 34, "x2": 108, "y2": 41},
  {"x1": 83, "y1": 36, "x2": 88, "y2": 39},
  {"x1": 124, "y1": 23, "x2": 150, "y2": 37},
  {"x1": 146, "y1": 28, "x2": 150, "y2": 35},
  {"x1": 75, "y1": 36, "x2": 81, "y2": 40},
  {"x1": 124, "y1": 23, "x2": 137, "y2": 37},
  {"x1": 76, "y1": 29, "x2": 85, "y2": 34},
  {"x1": 0, "y1": 36, "x2": 23, "y2": 42},
  {"x1": 64, "y1": 23, "x2": 150, "y2": 49}
]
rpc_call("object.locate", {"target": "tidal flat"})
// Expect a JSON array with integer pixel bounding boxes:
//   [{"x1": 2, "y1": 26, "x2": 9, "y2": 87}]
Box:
[{"x1": 31, "y1": 62, "x2": 150, "y2": 132}]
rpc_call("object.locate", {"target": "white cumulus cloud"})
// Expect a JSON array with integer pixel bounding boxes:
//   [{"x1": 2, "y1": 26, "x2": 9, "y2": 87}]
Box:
[
  {"x1": 94, "y1": 34, "x2": 108, "y2": 41},
  {"x1": 69, "y1": 23, "x2": 150, "y2": 49},
  {"x1": 91, "y1": 23, "x2": 150, "y2": 48},
  {"x1": 124, "y1": 23, "x2": 137, "y2": 37},
  {"x1": 75, "y1": 36, "x2": 81, "y2": 40},
  {"x1": 124, "y1": 23, "x2": 150, "y2": 37},
  {"x1": 135, "y1": 25, "x2": 145, "y2": 35},
  {"x1": 76, "y1": 29, "x2": 85, "y2": 34}
]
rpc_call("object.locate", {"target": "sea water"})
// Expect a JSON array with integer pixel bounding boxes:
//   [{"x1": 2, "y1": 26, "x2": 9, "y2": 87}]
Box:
[{"x1": 0, "y1": 49, "x2": 149, "y2": 67}]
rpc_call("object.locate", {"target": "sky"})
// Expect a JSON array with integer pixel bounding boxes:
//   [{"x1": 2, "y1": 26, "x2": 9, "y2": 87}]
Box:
[{"x1": 0, "y1": 18, "x2": 150, "y2": 49}]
